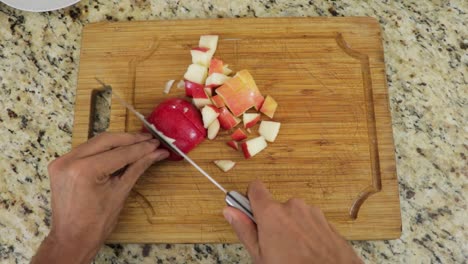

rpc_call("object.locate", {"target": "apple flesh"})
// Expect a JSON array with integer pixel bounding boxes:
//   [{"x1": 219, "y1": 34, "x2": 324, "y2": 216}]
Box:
[
  {"x1": 202, "y1": 105, "x2": 220, "y2": 128},
  {"x1": 213, "y1": 160, "x2": 236, "y2": 172},
  {"x1": 241, "y1": 136, "x2": 267, "y2": 159},
  {"x1": 207, "y1": 119, "x2": 220, "y2": 140},
  {"x1": 184, "y1": 80, "x2": 204, "y2": 97},
  {"x1": 211, "y1": 95, "x2": 225, "y2": 108},
  {"x1": 243, "y1": 113, "x2": 260, "y2": 128},
  {"x1": 192, "y1": 84, "x2": 211, "y2": 108},
  {"x1": 205, "y1": 73, "x2": 230, "y2": 88},
  {"x1": 184, "y1": 64, "x2": 208, "y2": 84},
  {"x1": 223, "y1": 65, "x2": 233, "y2": 76},
  {"x1": 259, "y1": 95, "x2": 278, "y2": 118},
  {"x1": 231, "y1": 128, "x2": 247, "y2": 141},
  {"x1": 209, "y1": 58, "x2": 224, "y2": 75},
  {"x1": 226, "y1": 140, "x2": 239, "y2": 151},
  {"x1": 147, "y1": 98, "x2": 206, "y2": 160},
  {"x1": 259, "y1": 121, "x2": 281, "y2": 142},
  {"x1": 199, "y1": 35, "x2": 218, "y2": 54},
  {"x1": 218, "y1": 107, "x2": 241, "y2": 130},
  {"x1": 191, "y1": 47, "x2": 212, "y2": 67}
]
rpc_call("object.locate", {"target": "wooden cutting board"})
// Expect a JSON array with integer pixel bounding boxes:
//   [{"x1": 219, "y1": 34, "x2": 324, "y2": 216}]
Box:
[{"x1": 72, "y1": 17, "x2": 401, "y2": 242}]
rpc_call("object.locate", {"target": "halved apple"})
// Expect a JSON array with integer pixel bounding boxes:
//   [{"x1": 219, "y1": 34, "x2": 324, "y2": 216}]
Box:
[
  {"x1": 206, "y1": 73, "x2": 231, "y2": 88},
  {"x1": 184, "y1": 80, "x2": 204, "y2": 97},
  {"x1": 202, "y1": 105, "x2": 220, "y2": 128},
  {"x1": 226, "y1": 140, "x2": 239, "y2": 151},
  {"x1": 231, "y1": 128, "x2": 247, "y2": 141},
  {"x1": 243, "y1": 113, "x2": 261, "y2": 128},
  {"x1": 207, "y1": 119, "x2": 220, "y2": 140},
  {"x1": 184, "y1": 64, "x2": 208, "y2": 84},
  {"x1": 211, "y1": 95, "x2": 225, "y2": 108},
  {"x1": 259, "y1": 95, "x2": 278, "y2": 118},
  {"x1": 259, "y1": 121, "x2": 281, "y2": 142},
  {"x1": 218, "y1": 107, "x2": 241, "y2": 130},
  {"x1": 241, "y1": 136, "x2": 267, "y2": 159},
  {"x1": 209, "y1": 58, "x2": 224, "y2": 75},
  {"x1": 214, "y1": 160, "x2": 235, "y2": 172},
  {"x1": 199, "y1": 35, "x2": 218, "y2": 54},
  {"x1": 191, "y1": 47, "x2": 212, "y2": 67}
]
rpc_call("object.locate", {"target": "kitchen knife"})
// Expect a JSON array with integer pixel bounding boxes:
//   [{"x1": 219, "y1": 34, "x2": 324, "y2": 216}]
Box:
[{"x1": 95, "y1": 78, "x2": 255, "y2": 223}]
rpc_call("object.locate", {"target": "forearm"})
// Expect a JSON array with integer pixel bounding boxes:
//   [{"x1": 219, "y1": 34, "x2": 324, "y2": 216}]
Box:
[{"x1": 31, "y1": 232, "x2": 99, "y2": 264}]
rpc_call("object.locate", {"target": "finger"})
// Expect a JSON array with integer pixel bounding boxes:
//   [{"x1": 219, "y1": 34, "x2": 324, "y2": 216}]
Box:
[
  {"x1": 247, "y1": 180, "x2": 275, "y2": 214},
  {"x1": 223, "y1": 207, "x2": 259, "y2": 257},
  {"x1": 117, "y1": 149, "x2": 170, "y2": 192},
  {"x1": 71, "y1": 132, "x2": 153, "y2": 159},
  {"x1": 83, "y1": 139, "x2": 160, "y2": 182}
]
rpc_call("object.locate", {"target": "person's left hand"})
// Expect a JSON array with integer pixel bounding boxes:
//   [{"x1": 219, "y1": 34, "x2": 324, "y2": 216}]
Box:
[{"x1": 32, "y1": 132, "x2": 169, "y2": 264}]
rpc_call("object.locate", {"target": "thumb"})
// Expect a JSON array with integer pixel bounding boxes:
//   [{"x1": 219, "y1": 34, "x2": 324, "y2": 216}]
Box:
[{"x1": 223, "y1": 207, "x2": 259, "y2": 257}]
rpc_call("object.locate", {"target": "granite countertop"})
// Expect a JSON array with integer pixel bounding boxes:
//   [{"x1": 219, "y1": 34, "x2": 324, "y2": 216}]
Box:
[{"x1": 0, "y1": 0, "x2": 466, "y2": 263}]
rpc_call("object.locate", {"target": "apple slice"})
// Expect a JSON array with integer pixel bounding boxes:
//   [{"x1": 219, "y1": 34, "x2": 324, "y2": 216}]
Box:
[
  {"x1": 211, "y1": 95, "x2": 225, "y2": 108},
  {"x1": 202, "y1": 105, "x2": 220, "y2": 128},
  {"x1": 241, "y1": 136, "x2": 267, "y2": 159},
  {"x1": 231, "y1": 128, "x2": 247, "y2": 141},
  {"x1": 199, "y1": 35, "x2": 218, "y2": 54},
  {"x1": 184, "y1": 64, "x2": 208, "y2": 84},
  {"x1": 226, "y1": 140, "x2": 239, "y2": 151},
  {"x1": 243, "y1": 113, "x2": 260, "y2": 128},
  {"x1": 218, "y1": 107, "x2": 241, "y2": 130},
  {"x1": 205, "y1": 73, "x2": 230, "y2": 88},
  {"x1": 209, "y1": 58, "x2": 224, "y2": 75},
  {"x1": 191, "y1": 47, "x2": 212, "y2": 67},
  {"x1": 259, "y1": 121, "x2": 281, "y2": 142},
  {"x1": 223, "y1": 65, "x2": 233, "y2": 76},
  {"x1": 207, "y1": 119, "x2": 220, "y2": 140},
  {"x1": 184, "y1": 80, "x2": 204, "y2": 97},
  {"x1": 214, "y1": 160, "x2": 236, "y2": 172},
  {"x1": 259, "y1": 95, "x2": 278, "y2": 118}
]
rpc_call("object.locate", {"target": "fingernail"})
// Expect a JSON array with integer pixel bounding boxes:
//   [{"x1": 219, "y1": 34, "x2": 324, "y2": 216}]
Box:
[{"x1": 223, "y1": 208, "x2": 233, "y2": 224}]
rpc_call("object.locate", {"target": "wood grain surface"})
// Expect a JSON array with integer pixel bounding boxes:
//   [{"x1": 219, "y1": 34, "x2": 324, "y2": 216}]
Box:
[{"x1": 72, "y1": 17, "x2": 401, "y2": 242}]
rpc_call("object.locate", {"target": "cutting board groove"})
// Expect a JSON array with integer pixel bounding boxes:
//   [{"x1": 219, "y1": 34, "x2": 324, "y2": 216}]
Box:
[{"x1": 73, "y1": 17, "x2": 401, "y2": 242}]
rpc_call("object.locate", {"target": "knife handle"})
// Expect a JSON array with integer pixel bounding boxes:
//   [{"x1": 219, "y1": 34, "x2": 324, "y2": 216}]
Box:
[{"x1": 225, "y1": 191, "x2": 256, "y2": 223}]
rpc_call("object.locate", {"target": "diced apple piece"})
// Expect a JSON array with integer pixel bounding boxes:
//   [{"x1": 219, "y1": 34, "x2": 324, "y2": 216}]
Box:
[
  {"x1": 193, "y1": 98, "x2": 211, "y2": 108},
  {"x1": 184, "y1": 64, "x2": 208, "y2": 84},
  {"x1": 204, "y1": 87, "x2": 213, "y2": 97},
  {"x1": 163, "y1": 80, "x2": 175, "y2": 94},
  {"x1": 207, "y1": 119, "x2": 220, "y2": 140},
  {"x1": 214, "y1": 160, "x2": 236, "y2": 172},
  {"x1": 205, "y1": 73, "x2": 231, "y2": 88},
  {"x1": 218, "y1": 107, "x2": 241, "y2": 130},
  {"x1": 241, "y1": 136, "x2": 267, "y2": 159},
  {"x1": 199, "y1": 35, "x2": 218, "y2": 54},
  {"x1": 231, "y1": 128, "x2": 247, "y2": 141},
  {"x1": 226, "y1": 140, "x2": 239, "y2": 151},
  {"x1": 259, "y1": 121, "x2": 281, "y2": 142},
  {"x1": 259, "y1": 95, "x2": 278, "y2": 118},
  {"x1": 246, "y1": 128, "x2": 252, "y2": 134},
  {"x1": 192, "y1": 84, "x2": 209, "y2": 99},
  {"x1": 191, "y1": 47, "x2": 213, "y2": 67},
  {"x1": 184, "y1": 80, "x2": 204, "y2": 97},
  {"x1": 176, "y1": 80, "x2": 185, "y2": 90},
  {"x1": 223, "y1": 65, "x2": 233, "y2": 76},
  {"x1": 211, "y1": 95, "x2": 225, "y2": 108},
  {"x1": 243, "y1": 113, "x2": 261, "y2": 128},
  {"x1": 236, "y1": 70, "x2": 264, "y2": 110},
  {"x1": 209, "y1": 58, "x2": 224, "y2": 75},
  {"x1": 202, "y1": 105, "x2": 220, "y2": 128}
]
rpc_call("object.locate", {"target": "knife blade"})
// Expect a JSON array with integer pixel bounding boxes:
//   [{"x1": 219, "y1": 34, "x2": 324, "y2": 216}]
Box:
[{"x1": 95, "y1": 78, "x2": 255, "y2": 222}]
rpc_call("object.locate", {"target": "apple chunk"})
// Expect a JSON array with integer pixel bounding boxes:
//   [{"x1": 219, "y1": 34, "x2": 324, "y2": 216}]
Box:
[
  {"x1": 207, "y1": 119, "x2": 220, "y2": 140},
  {"x1": 218, "y1": 107, "x2": 241, "y2": 130},
  {"x1": 209, "y1": 58, "x2": 224, "y2": 75},
  {"x1": 191, "y1": 47, "x2": 213, "y2": 67},
  {"x1": 214, "y1": 160, "x2": 236, "y2": 172},
  {"x1": 199, "y1": 35, "x2": 218, "y2": 54},
  {"x1": 184, "y1": 80, "x2": 204, "y2": 97},
  {"x1": 243, "y1": 113, "x2": 260, "y2": 128},
  {"x1": 201, "y1": 105, "x2": 220, "y2": 128},
  {"x1": 241, "y1": 136, "x2": 267, "y2": 159},
  {"x1": 259, "y1": 95, "x2": 278, "y2": 118},
  {"x1": 226, "y1": 140, "x2": 239, "y2": 151},
  {"x1": 259, "y1": 121, "x2": 281, "y2": 142},
  {"x1": 211, "y1": 95, "x2": 225, "y2": 108},
  {"x1": 205, "y1": 73, "x2": 230, "y2": 88},
  {"x1": 184, "y1": 64, "x2": 208, "y2": 84},
  {"x1": 231, "y1": 128, "x2": 247, "y2": 141}
]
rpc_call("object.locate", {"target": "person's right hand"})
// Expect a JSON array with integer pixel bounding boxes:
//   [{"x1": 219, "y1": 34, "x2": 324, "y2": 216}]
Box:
[{"x1": 223, "y1": 180, "x2": 363, "y2": 264}]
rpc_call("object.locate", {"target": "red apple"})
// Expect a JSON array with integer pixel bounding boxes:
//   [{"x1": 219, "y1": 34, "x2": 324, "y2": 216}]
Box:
[
  {"x1": 191, "y1": 47, "x2": 212, "y2": 66},
  {"x1": 241, "y1": 136, "x2": 267, "y2": 159},
  {"x1": 231, "y1": 128, "x2": 247, "y2": 141},
  {"x1": 202, "y1": 105, "x2": 220, "y2": 128},
  {"x1": 259, "y1": 95, "x2": 278, "y2": 118},
  {"x1": 226, "y1": 140, "x2": 239, "y2": 151},
  {"x1": 207, "y1": 119, "x2": 220, "y2": 140},
  {"x1": 243, "y1": 113, "x2": 260, "y2": 128},
  {"x1": 209, "y1": 58, "x2": 224, "y2": 75},
  {"x1": 259, "y1": 121, "x2": 281, "y2": 142},
  {"x1": 218, "y1": 107, "x2": 241, "y2": 130},
  {"x1": 211, "y1": 95, "x2": 225, "y2": 108},
  {"x1": 214, "y1": 160, "x2": 236, "y2": 172},
  {"x1": 147, "y1": 98, "x2": 206, "y2": 160},
  {"x1": 184, "y1": 80, "x2": 204, "y2": 97},
  {"x1": 184, "y1": 64, "x2": 208, "y2": 84}
]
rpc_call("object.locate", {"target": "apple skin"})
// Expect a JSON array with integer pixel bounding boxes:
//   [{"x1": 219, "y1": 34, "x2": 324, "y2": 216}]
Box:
[
  {"x1": 211, "y1": 95, "x2": 225, "y2": 108},
  {"x1": 209, "y1": 58, "x2": 224, "y2": 75},
  {"x1": 259, "y1": 95, "x2": 278, "y2": 118},
  {"x1": 217, "y1": 107, "x2": 240, "y2": 130},
  {"x1": 231, "y1": 128, "x2": 247, "y2": 141},
  {"x1": 147, "y1": 98, "x2": 206, "y2": 160},
  {"x1": 226, "y1": 140, "x2": 239, "y2": 151},
  {"x1": 184, "y1": 80, "x2": 204, "y2": 97}
]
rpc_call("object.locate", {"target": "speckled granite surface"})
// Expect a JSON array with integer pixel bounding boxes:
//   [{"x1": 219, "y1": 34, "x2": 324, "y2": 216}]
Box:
[{"x1": 0, "y1": 0, "x2": 467, "y2": 263}]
